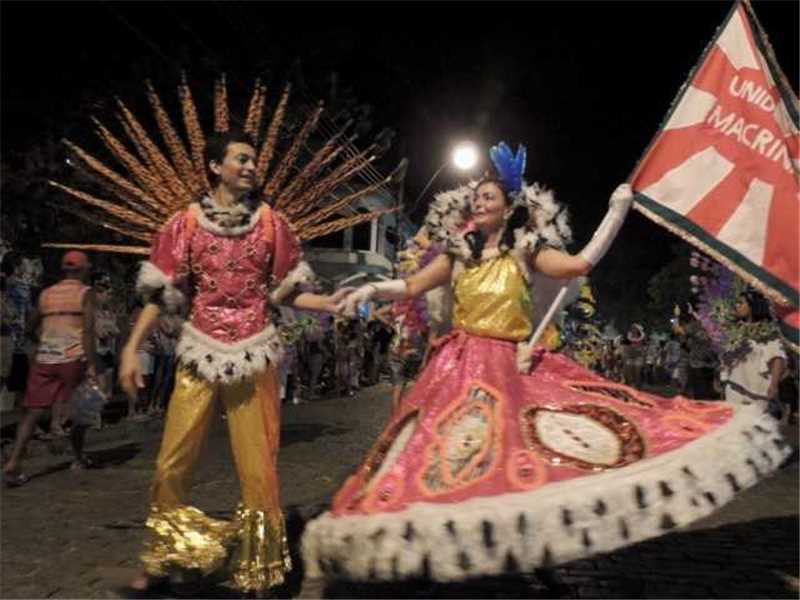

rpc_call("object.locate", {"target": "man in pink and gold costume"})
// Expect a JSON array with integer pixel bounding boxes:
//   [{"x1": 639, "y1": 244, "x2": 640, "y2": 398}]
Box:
[{"x1": 120, "y1": 129, "x2": 346, "y2": 593}]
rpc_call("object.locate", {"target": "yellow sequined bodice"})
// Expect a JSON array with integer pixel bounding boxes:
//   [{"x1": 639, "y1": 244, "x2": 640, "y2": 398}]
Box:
[{"x1": 453, "y1": 254, "x2": 533, "y2": 341}]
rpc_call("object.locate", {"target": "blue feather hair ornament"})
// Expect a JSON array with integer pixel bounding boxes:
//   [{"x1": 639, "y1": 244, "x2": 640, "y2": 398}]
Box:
[{"x1": 489, "y1": 142, "x2": 526, "y2": 194}]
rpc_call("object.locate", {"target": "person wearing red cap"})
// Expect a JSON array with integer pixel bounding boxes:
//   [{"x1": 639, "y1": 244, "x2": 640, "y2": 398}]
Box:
[{"x1": 2, "y1": 250, "x2": 98, "y2": 485}]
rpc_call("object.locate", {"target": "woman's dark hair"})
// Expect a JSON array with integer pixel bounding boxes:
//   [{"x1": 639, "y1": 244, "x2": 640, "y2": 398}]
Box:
[
  {"x1": 465, "y1": 177, "x2": 528, "y2": 260},
  {"x1": 740, "y1": 289, "x2": 772, "y2": 322},
  {"x1": 204, "y1": 128, "x2": 256, "y2": 184}
]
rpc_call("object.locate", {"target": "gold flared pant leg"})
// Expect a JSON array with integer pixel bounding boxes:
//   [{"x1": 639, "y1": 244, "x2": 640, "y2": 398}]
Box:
[
  {"x1": 142, "y1": 368, "x2": 235, "y2": 577},
  {"x1": 222, "y1": 366, "x2": 291, "y2": 591}
]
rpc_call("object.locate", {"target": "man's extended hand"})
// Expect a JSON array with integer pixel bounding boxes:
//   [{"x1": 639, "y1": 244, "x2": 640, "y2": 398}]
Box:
[
  {"x1": 119, "y1": 347, "x2": 144, "y2": 400},
  {"x1": 324, "y1": 287, "x2": 356, "y2": 315},
  {"x1": 342, "y1": 284, "x2": 377, "y2": 318}
]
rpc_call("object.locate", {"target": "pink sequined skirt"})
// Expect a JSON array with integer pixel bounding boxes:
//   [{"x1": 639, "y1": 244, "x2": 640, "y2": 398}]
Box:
[{"x1": 303, "y1": 330, "x2": 789, "y2": 582}]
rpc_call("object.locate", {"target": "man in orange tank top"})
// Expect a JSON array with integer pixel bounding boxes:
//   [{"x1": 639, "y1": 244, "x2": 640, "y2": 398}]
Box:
[{"x1": 2, "y1": 251, "x2": 97, "y2": 485}]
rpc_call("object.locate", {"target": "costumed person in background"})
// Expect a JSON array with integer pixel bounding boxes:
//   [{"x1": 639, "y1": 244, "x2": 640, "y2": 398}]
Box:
[
  {"x1": 559, "y1": 279, "x2": 605, "y2": 372},
  {"x1": 690, "y1": 253, "x2": 789, "y2": 419},
  {"x1": 728, "y1": 291, "x2": 787, "y2": 418},
  {"x1": 386, "y1": 233, "x2": 438, "y2": 413},
  {"x1": 302, "y1": 142, "x2": 790, "y2": 585},
  {"x1": 2, "y1": 250, "x2": 97, "y2": 485},
  {"x1": 43, "y1": 77, "x2": 397, "y2": 595}
]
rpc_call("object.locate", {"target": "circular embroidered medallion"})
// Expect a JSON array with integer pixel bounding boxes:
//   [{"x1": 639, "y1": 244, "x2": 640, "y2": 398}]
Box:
[{"x1": 521, "y1": 404, "x2": 645, "y2": 470}]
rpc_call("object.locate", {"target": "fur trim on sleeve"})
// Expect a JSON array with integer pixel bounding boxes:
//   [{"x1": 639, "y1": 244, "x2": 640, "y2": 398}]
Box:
[
  {"x1": 269, "y1": 260, "x2": 316, "y2": 305},
  {"x1": 136, "y1": 261, "x2": 187, "y2": 313}
]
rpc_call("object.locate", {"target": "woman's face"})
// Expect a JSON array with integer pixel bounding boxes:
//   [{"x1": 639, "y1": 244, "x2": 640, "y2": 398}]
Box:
[
  {"x1": 472, "y1": 182, "x2": 509, "y2": 233},
  {"x1": 735, "y1": 296, "x2": 751, "y2": 318}
]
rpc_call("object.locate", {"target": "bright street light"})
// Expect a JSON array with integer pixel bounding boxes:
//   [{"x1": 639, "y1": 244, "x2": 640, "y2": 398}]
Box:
[
  {"x1": 452, "y1": 142, "x2": 479, "y2": 171},
  {"x1": 408, "y1": 141, "x2": 480, "y2": 215}
]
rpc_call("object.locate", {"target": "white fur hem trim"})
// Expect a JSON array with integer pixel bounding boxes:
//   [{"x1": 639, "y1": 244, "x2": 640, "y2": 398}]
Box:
[
  {"x1": 301, "y1": 404, "x2": 790, "y2": 581},
  {"x1": 136, "y1": 261, "x2": 187, "y2": 312},
  {"x1": 270, "y1": 260, "x2": 316, "y2": 304},
  {"x1": 176, "y1": 322, "x2": 284, "y2": 384}
]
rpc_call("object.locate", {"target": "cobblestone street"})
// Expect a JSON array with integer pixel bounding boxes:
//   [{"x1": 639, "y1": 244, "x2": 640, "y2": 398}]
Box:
[{"x1": 1, "y1": 383, "x2": 798, "y2": 599}]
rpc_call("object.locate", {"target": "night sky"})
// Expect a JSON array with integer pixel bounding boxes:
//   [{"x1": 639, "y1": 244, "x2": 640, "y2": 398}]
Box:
[{"x1": 2, "y1": 1, "x2": 798, "y2": 319}]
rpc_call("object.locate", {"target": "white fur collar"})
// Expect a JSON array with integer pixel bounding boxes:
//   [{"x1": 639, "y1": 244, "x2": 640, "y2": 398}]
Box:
[{"x1": 194, "y1": 195, "x2": 262, "y2": 236}]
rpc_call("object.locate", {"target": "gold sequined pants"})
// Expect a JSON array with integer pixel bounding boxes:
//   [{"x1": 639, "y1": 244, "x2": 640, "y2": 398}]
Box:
[{"x1": 141, "y1": 366, "x2": 291, "y2": 592}]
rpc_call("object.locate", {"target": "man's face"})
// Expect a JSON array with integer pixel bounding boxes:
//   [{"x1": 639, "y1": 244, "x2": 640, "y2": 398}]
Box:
[{"x1": 211, "y1": 142, "x2": 257, "y2": 194}]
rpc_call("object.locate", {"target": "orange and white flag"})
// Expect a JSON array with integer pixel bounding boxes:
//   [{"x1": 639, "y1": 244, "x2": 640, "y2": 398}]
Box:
[{"x1": 630, "y1": 0, "x2": 799, "y2": 347}]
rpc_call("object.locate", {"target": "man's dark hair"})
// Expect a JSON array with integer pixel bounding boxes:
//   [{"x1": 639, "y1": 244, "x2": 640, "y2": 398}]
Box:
[{"x1": 204, "y1": 129, "x2": 256, "y2": 183}]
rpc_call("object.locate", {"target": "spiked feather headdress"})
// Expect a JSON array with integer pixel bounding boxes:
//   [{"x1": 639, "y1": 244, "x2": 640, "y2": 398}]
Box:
[{"x1": 46, "y1": 74, "x2": 397, "y2": 255}]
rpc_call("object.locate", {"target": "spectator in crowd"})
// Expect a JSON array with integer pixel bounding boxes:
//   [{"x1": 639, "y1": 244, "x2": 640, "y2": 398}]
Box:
[
  {"x1": 669, "y1": 314, "x2": 695, "y2": 395},
  {"x1": 2, "y1": 251, "x2": 31, "y2": 412},
  {"x1": 600, "y1": 340, "x2": 617, "y2": 381},
  {"x1": 128, "y1": 301, "x2": 155, "y2": 420},
  {"x1": 317, "y1": 334, "x2": 337, "y2": 399},
  {"x1": 300, "y1": 318, "x2": 327, "y2": 400},
  {"x1": 0, "y1": 256, "x2": 16, "y2": 412},
  {"x1": 147, "y1": 313, "x2": 182, "y2": 416},
  {"x1": 2, "y1": 251, "x2": 97, "y2": 485},
  {"x1": 779, "y1": 352, "x2": 798, "y2": 425},
  {"x1": 621, "y1": 324, "x2": 646, "y2": 388},
  {"x1": 662, "y1": 333, "x2": 683, "y2": 390},
  {"x1": 344, "y1": 319, "x2": 366, "y2": 397},
  {"x1": 643, "y1": 335, "x2": 661, "y2": 385},
  {"x1": 365, "y1": 316, "x2": 393, "y2": 385},
  {"x1": 680, "y1": 309, "x2": 718, "y2": 399},
  {"x1": 92, "y1": 274, "x2": 119, "y2": 404},
  {"x1": 337, "y1": 319, "x2": 364, "y2": 398}
]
